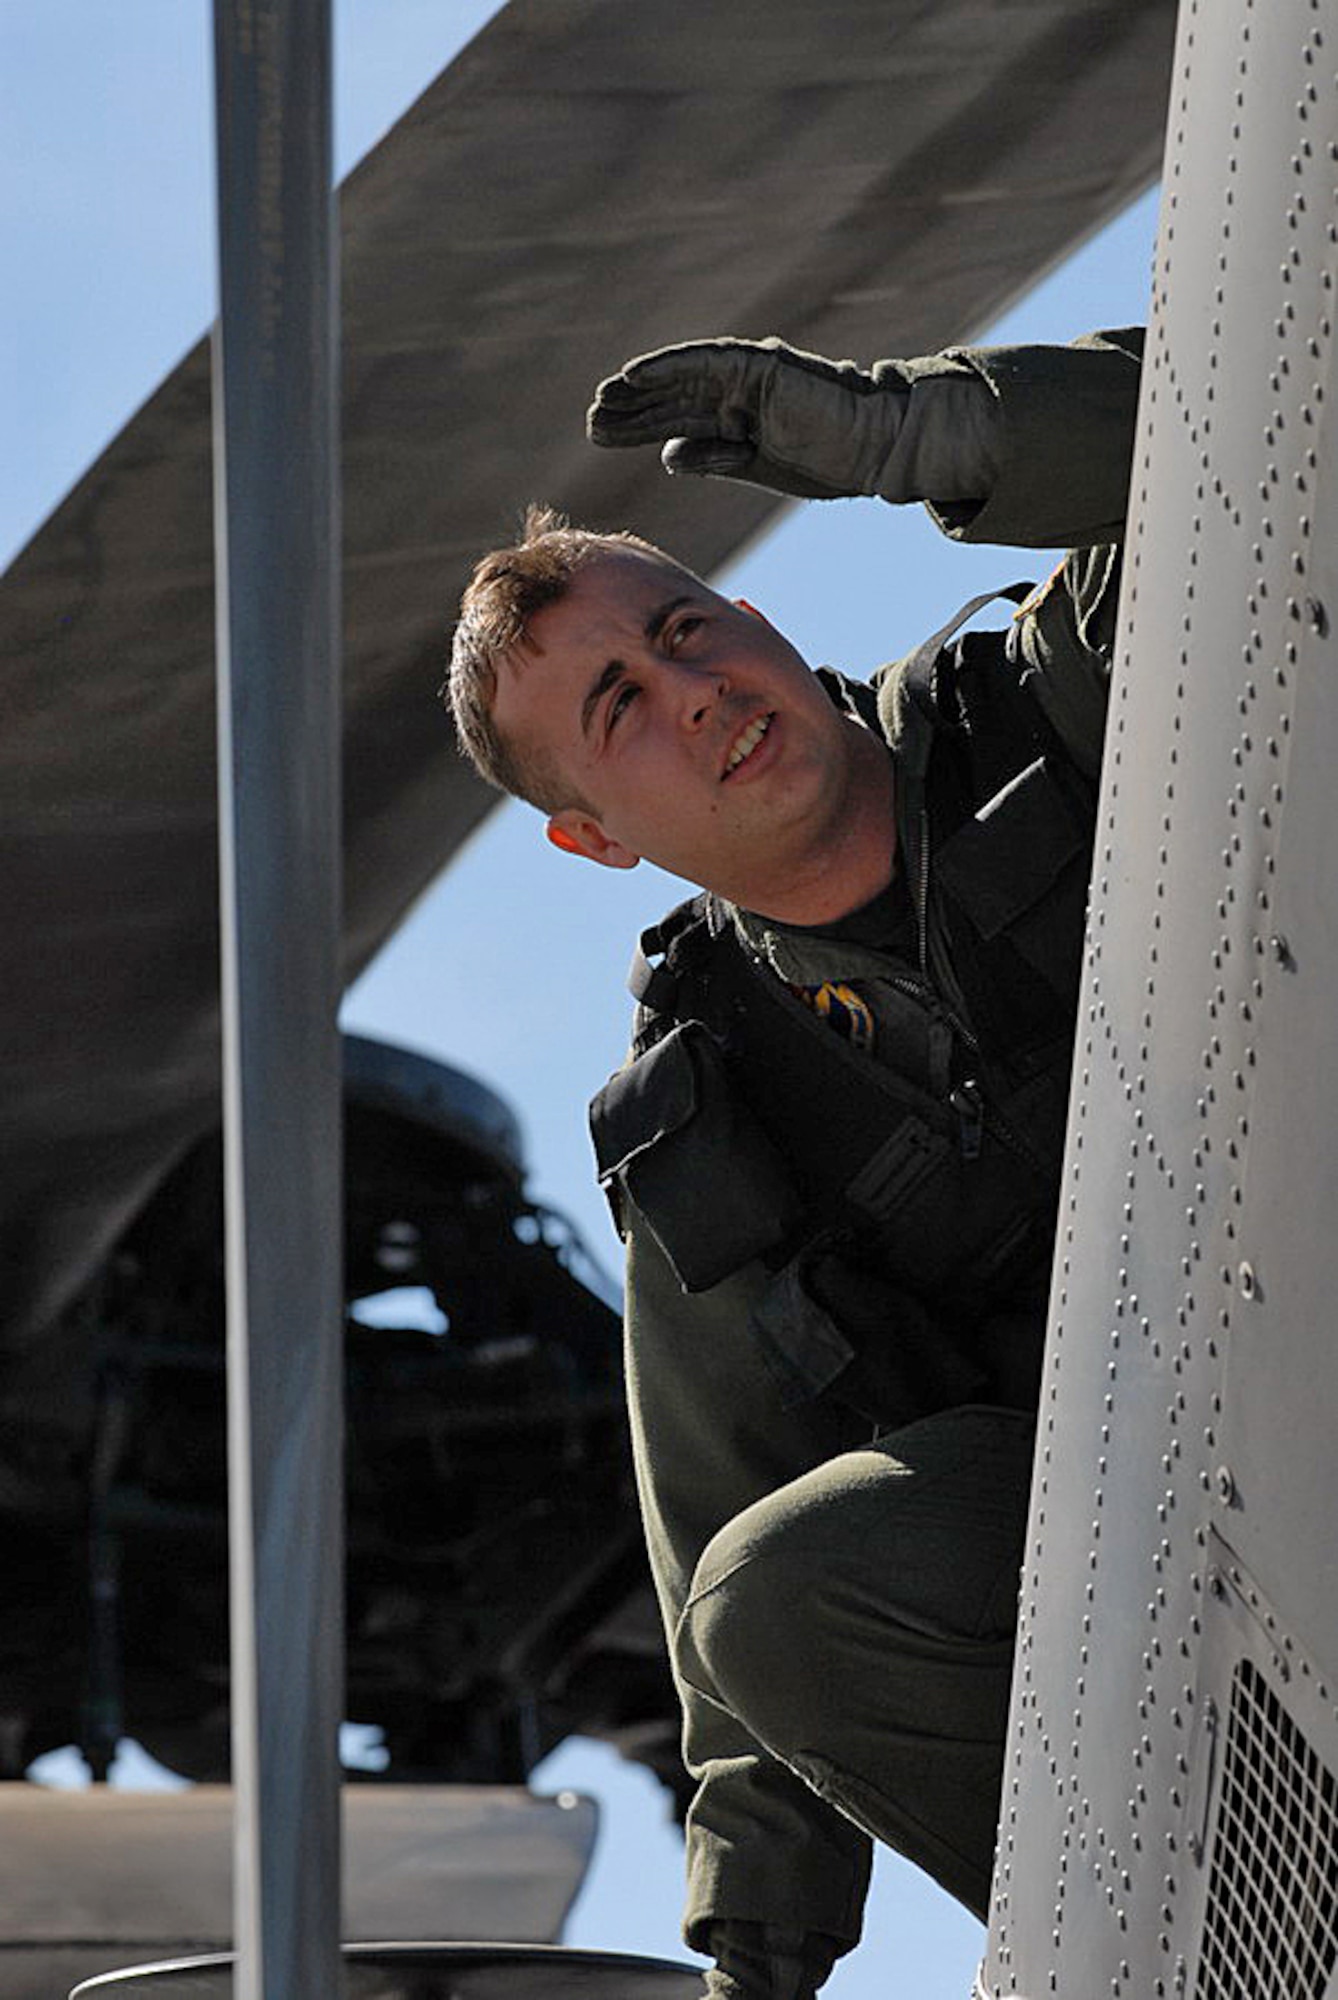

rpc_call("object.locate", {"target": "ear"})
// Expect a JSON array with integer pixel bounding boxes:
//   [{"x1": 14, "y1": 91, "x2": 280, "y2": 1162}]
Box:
[{"x1": 546, "y1": 811, "x2": 640, "y2": 871}]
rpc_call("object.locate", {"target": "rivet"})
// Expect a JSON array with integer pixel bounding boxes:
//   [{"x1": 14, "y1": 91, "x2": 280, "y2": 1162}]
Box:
[
  {"x1": 1306, "y1": 596, "x2": 1329, "y2": 636},
  {"x1": 1271, "y1": 934, "x2": 1297, "y2": 971},
  {"x1": 1216, "y1": 1465, "x2": 1237, "y2": 1507},
  {"x1": 1238, "y1": 1260, "x2": 1259, "y2": 1301}
]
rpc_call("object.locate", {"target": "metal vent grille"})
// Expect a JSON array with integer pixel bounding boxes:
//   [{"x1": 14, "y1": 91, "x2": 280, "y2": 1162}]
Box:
[{"x1": 1195, "y1": 1658, "x2": 1338, "y2": 2000}]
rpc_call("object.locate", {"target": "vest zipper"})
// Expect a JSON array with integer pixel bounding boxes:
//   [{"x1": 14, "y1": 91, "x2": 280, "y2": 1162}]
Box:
[
  {"x1": 949, "y1": 1078, "x2": 985, "y2": 1159},
  {"x1": 907, "y1": 804, "x2": 978, "y2": 1051},
  {"x1": 917, "y1": 809, "x2": 932, "y2": 981},
  {"x1": 908, "y1": 803, "x2": 1052, "y2": 1178}
]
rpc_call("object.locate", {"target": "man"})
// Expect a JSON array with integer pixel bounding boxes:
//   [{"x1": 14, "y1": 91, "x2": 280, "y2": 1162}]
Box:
[{"x1": 447, "y1": 328, "x2": 1143, "y2": 1998}]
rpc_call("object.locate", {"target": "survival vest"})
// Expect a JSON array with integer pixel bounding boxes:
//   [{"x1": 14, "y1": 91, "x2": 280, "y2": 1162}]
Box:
[{"x1": 590, "y1": 589, "x2": 1100, "y2": 1415}]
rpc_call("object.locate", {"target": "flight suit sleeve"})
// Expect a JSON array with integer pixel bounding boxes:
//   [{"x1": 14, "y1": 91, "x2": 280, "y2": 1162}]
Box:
[
  {"x1": 622, "y1": 1203, "x2": 875, "y2": 1955},
  {"x1": 905, "y1": 325, "x2": 1145, "y2": 550},
  {"x1": 1009, "y1": 540, "x2": 1124, "y2": 779},
  {"x1": 898, "y1": 329, "x2": 1140, "y2": 777}
]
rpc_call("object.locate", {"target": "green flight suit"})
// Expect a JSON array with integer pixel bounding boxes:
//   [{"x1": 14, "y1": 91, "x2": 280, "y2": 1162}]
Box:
[{"x1": 617, "y1": 330, "x2": 1142, "y2": 1961}]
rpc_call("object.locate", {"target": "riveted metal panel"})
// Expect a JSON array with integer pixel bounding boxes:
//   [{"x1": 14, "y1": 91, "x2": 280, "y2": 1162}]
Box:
[{"x1": 981, "y1": 3, "x2": 1338, "y2": 1996}]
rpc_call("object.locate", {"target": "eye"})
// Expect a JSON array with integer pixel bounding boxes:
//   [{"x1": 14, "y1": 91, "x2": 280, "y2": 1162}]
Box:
[
  {"x1": 608, "y1": 681, "x2": 640, "y2": 729},
  {"x1": 667, "y1": 614, "x2": 703, "y2": 651}
]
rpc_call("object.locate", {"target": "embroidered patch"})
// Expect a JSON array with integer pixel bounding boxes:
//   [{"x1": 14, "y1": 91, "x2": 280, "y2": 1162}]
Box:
[{"x1": 788, "y1": 981, "x2": 875, "y2": 1052}]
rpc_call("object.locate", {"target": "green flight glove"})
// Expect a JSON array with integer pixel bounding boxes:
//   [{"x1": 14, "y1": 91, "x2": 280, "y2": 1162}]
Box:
[
  {"x1": 587, "y1": 336, "x2": 911, "y2": 500},
  {"x1": 702, "y1": 1919, "x2": 842, "y2": 2000}
]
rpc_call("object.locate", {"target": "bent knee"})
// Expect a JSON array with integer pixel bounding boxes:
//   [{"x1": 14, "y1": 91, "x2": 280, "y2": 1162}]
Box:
[{"x1": 677, "y1": 1499, "x2": 835, "y2": 1724}]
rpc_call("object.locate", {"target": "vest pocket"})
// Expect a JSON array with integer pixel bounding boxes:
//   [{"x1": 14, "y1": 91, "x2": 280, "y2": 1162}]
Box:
[
  {"x1": 589, "y1": 1021, "x2": 806, "y2": 1293},
  {"x1": 933, "y1": 753, "x2": 1090, "y2": 999},
  {"x1": 750, "y1": 1235, "x2": 991, "y2": 1421}
]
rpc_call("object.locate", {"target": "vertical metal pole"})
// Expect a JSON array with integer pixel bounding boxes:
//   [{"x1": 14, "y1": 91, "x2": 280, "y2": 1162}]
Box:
[{"x1": 211, "y1": 4, "x2": 343, "y2": 1997}]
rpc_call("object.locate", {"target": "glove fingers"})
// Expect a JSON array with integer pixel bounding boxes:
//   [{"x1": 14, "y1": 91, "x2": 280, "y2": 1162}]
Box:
[
  {"x1": 585, "y1": 333, "x2": 902, "y2": 500},
  {"x1": 597, "y1": 338, "x2": 761, "y2": 400},
  {"x1": 591, "y1": 352, "x2": 698, "y2": 406},
  {"x1": 589, "y1": 355, "x2": 719, "y2": 434},
  {"x1": 588, "y1": 343, "x2": 770, "y2": 447}
]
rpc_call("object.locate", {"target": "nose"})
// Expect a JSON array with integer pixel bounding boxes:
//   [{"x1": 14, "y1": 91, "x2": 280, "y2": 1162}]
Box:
[{"x1": 674, "y1": 660, "x2": 729, "y2": 731}]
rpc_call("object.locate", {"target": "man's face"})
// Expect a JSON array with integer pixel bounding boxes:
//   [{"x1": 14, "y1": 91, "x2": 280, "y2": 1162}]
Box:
[{"x1": 490, "y1": 550, "x2": 879, "y2": 911}]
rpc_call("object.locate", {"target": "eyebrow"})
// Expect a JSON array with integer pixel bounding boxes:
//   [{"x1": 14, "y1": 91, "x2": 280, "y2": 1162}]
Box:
[{"x1": 579, "y1": 593, "x2": 696, "y2": 738}]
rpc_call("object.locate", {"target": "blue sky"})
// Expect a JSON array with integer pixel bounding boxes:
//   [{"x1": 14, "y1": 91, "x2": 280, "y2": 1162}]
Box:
[{"x1": 3, "y1": 5, "x2": 1160, "y2": 1991}]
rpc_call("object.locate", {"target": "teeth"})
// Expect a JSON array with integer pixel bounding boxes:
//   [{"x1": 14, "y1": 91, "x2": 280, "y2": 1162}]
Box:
[{"x1": 727, "y1": 713, "x2": 772, "y2": 773}]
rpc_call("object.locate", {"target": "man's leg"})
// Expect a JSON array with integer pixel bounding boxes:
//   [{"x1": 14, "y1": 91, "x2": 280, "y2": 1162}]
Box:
[{"x1": 676, "y1": 1404, "x2": 1035, "y2": 1920}]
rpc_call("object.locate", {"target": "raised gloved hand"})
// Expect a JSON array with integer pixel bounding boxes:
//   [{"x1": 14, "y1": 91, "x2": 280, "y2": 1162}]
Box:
[
  {"x1": 587, "y1": 336, "x2": 911, "y2": 500},
  {"x1": 702, "y1": 1919, "x2": 842, "y2": 2000}
]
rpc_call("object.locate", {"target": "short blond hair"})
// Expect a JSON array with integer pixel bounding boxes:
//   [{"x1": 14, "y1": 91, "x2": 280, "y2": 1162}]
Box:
[{"x1": 445, "y1": 504, "x2": 695, "y2": 813}]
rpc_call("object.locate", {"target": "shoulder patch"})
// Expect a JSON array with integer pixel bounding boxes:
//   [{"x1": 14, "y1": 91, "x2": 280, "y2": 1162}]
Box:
[{"x1": 787, "y1": 981, "x2": 876, "y2": 1053}]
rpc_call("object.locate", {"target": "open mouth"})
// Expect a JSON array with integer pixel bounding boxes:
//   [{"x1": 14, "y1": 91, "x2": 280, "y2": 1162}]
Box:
[{"x1": 724, "y1": 712, "x2": 774, "y2": 778}]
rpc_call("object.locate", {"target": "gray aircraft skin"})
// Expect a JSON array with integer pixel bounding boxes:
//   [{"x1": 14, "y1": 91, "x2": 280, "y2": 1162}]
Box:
[{"x1": 979, "y1": 1, "x2": 1338, "y2": 1995}]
